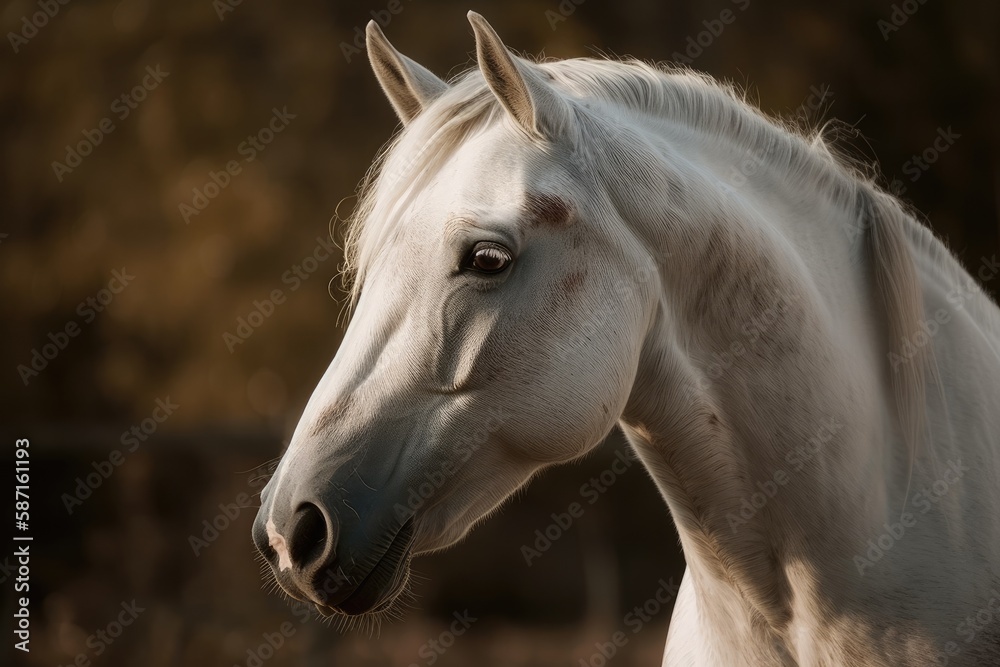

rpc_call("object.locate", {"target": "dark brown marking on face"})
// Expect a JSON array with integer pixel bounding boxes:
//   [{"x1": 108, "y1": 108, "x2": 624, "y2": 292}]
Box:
[
  {"x1": 559, "y1": 270, "x2": 587, "y2": 296},
  {"x1": 523, "y1": 192, "x2": 574, "y2": 229}
]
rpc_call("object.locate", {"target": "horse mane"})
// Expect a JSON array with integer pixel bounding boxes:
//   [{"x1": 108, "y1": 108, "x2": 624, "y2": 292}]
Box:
[{"x1": 343, "y1": 55, "x2": 932, "y2": 460}]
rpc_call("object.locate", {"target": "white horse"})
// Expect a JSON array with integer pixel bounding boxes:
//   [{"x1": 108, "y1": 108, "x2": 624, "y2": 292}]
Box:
[{"x1": 254, "y1": 12, "x2": 1000, "y2": 666}]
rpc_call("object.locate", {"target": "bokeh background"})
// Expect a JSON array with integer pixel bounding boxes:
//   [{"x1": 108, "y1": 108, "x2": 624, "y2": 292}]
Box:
[{"x1": 2, "y1": 0, "x2": 998, "y2": 665}]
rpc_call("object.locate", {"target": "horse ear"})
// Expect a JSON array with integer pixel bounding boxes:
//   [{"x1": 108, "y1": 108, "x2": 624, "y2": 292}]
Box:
[
  {"x1": 467, "y1": 11, "x2": 572, "y2": 140},
  {"x1": 366, "y1": 20, "x2": 448, "y2": 125}
]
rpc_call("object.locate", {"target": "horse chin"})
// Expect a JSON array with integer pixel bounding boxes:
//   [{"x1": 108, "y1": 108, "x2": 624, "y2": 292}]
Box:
[
  {"x1": 328, "y1": 554, "x2": 412, "y2": 617},
  {"x1": 317, "y1": 521, "x2": 416, "y2": 617}
]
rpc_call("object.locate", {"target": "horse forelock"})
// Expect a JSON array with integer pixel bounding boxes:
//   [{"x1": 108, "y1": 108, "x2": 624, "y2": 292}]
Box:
[{"x1": 342, "y1": 74, "x2": 499, "y2": 304}]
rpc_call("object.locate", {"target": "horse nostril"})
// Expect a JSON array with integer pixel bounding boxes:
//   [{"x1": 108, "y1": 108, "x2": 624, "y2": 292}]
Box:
[{"x1": 288, "y1": 502, "x2": 330, "y2": 569}]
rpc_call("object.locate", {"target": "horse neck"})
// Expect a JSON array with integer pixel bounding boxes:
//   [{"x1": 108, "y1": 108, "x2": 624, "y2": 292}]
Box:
[{"x1": 612, "y1": 116, "x2": 902, "y2": 650}]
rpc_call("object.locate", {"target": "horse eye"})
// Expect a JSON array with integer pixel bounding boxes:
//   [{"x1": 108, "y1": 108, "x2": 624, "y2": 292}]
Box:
[{"x1": 464, "y1": 242, "x2": 512, "y2": 274}]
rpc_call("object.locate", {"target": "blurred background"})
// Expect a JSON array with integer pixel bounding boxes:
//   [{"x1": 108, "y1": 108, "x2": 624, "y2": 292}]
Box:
[{"x1": 2, "y1": 0, "x2": 997, "y2": 665}]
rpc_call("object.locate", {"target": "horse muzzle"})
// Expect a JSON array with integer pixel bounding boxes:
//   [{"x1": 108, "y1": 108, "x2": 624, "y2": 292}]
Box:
[{"x1": 252, "y1": 470, "x2": 417, "y2": 616}]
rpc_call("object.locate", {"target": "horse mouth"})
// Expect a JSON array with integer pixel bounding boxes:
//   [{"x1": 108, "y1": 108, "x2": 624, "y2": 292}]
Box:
[{"x1": 319, "y1": 519, "x2": 416, "y2": 616}]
